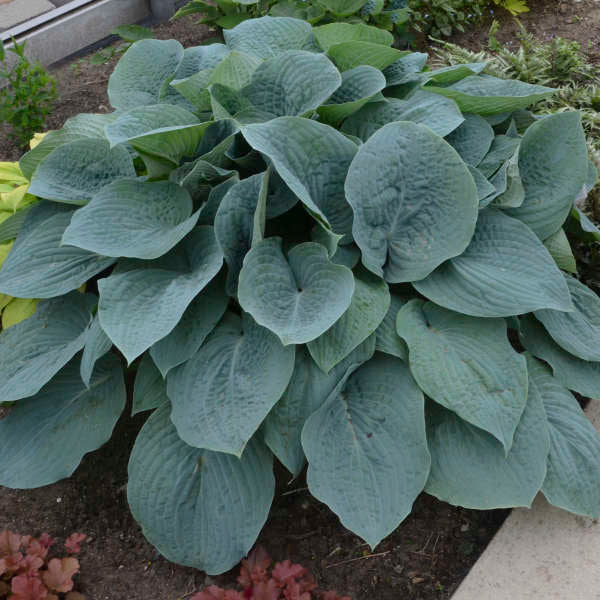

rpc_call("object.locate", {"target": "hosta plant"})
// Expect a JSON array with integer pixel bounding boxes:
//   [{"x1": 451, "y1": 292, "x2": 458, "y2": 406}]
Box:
[
  {"x1": 173, "y1": 0, "x2": 410, "y2": 32},
  {"x1": 0, "y1": 16, "x2": 599, "y2": 576},
  {"x1": 0, "y1": 148, "x2": 41, "y2": 330}
]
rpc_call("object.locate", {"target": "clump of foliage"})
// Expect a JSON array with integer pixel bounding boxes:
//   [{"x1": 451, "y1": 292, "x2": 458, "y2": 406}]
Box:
[
  {"x1": 191, "y1": 547, "x2": 350, "y2": 600},
  {"x1": 432, "y1": 23, "x2": 600, "y2": 151},
  {"x1": 0, "y1": 40, "x2": 57, "y2": 148},
  {"x1": 0, "y1": 152, "x2": 40, "y2": 330},
  {"x1": 174, "y1": 0, "x2": 527, "y2": 36},
  {"x1": 0, "y1": 16, "x2": 599, "y2": 577},
  {"x1": 174, "y1": 0, "x2": 411, "y2": 32},
  {"x1": 0, "y1": 530, "x2": 86, "y2": 600}
]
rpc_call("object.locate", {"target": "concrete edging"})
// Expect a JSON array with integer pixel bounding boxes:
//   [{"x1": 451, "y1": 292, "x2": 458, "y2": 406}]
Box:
[
  {"x1": 1, "y1": 0, "x2": 179, "y2": 70},
  {"x1": 451, "y1": 400, "x2": 600, "y2": 600}
]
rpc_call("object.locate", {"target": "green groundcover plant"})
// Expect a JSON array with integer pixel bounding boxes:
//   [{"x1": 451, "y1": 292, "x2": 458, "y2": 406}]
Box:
[{"x1": 0, "y1": 16, "x2": 599, "y2": 576}]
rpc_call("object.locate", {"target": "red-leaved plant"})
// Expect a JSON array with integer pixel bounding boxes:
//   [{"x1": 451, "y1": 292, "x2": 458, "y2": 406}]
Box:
[
  {"x1": 191, "y1": 547, "x2": 351, "y2": 600},
  {"x1": 0, "y1": 530, "x2": 86, "y2": 600}
]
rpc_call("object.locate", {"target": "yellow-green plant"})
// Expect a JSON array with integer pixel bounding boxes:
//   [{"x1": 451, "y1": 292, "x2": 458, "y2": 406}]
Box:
[{"x1": 0, "y1": 137, "x2": 42, "y2": 328}]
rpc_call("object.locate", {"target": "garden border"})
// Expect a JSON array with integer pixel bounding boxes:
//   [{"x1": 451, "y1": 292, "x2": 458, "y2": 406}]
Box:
[{"x1": 451, "y1": 400, "x2": 600, "y2": 600}]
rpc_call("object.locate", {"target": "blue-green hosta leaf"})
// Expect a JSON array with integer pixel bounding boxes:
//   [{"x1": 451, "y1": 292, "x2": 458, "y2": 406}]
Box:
[
  {"x1": 223, "y1": 16, "x2": 313, "y2": 59},
  {"x1": 535, "y1": 274, "x2": 600, "y2": 361},
  {"x1": 382, "y1": 53, "x2": 428, "y2": 86},
  {"x1": 543, "y1": 228, "x2": 577, "y2": 274},
  {"x1": 422, "y1": 62, "x2": 487, "y2": 85},
  {"x1": 209, "y1": 83, "x2": 254, "y2": 121},
  {"x1": 505, "y1": 112, "x2": 588, "y2": 239},
  {"x1": 127, "y1": 402, "x2": 274, "y2": 574},
  {"x1": 0, "y1": 292, "x2": 91, "y2": 402},
  {"x1": 242, "y1": 117, "x2": 357, "y2": 237},
  {"x1": 170, "y1": 70, "x2": 213, "y2": 112},
  {"x1": 313, "y1": 22, "x2": 393, "y2": 51},
  {"x1": 198, "y1": 177, "x2": 239, "y2": 226},
  {"x1": 132, "y1": 353, "x2": 169, "y2": 415},
  {"x1": 0, "y1": 354, "x2": 125, "y2": 488},
  {"x1": 168, "y1": 312, "x2": 295, "y2": 456},
  {"x1": 426, "y1": 75, "x2": 555, "y2": 115},
  {"x1": 318, "y1": 0, "x2": 367, "y2": 16},
  {"x1": 526, "y1": 355, "x2": 600, "y2": 517},
  {"x1": 444, "y1": 113, "x2": 494, "y2": 167},
  {"x1": 238, "y1": 239, "x2": 354, "y2": 345},
  {"x1": 105, "y1": 104, "x2": 200, "y2": 145},
  {"x1": 397, "y1": 300, "x2": 528, "y2": 452},
  {"x1": 327, "y1": 41, "x2": 406, "y2": 72},
  {"x1": 519, "y1": 314, "x2": 600, "y2": 398},
  {"x1": 375, "y1": 294, "x2": 409, "y2": 360},
  {"x1": 176, "y1": 43, "x2": 229, "y2": 77},
  {"x1": 345, "y1": 121, "x2": 477, "y2": 283},
  {"x1": 425, "y1": 383, "x2": 550, "y2": 509},
  {"x1": 341, "y1": 91, "x2": 464, "y2": 141},
  {"x1": 108, "y1": 39, "x2": 184, "y2": 110},
  {"x1": 208, "y1": 51, "x2": 263, "y2": 90},
  {"x1": 490, "y1": 150, "x2": 524, "y2": 209},
  {"x1": 241, "y1": 50, "x2": 341, "y2": 117},
  {"x1": 317, "y1": 66, "x2": 386, "y2": 126},
  {"x1": 163, "y1": 42, "x2": 229, "y2": 109},
  {"x1": 80, "y1": 315, "x2": 112, "y2": 387},
  {"x1": 98, "y1": 227, "x2": 223, "y2": 364},
  {"x1": 19, "y1": 112, "x2": 119, "y2": 180},
  {"x1": 307, "y1": 270, "x2": 390, "y2": 373},
  {"x1": 62, "y1": 180, "x2": 199, "y2": 259},
  {"x1": 28, "y1": 139, "x2": 135, "y2": 205},
  {"x1": 0, "y1": 202, "x2": 116, "y2": 298},
  {"x1": 302, "y1": 354, "x2": 430, "y2": 548},
  {"x1": 414, "y1": 208, "x2": 573, "y2": 317},
  {"x1": 469, "y1": 166, "x2": 496, "y2": 205},
  {"x1": 149, "y1": 272, "x2": 228, "y2": 377},
  {"x1": 0, "y1": 209, "x2": 29, "y2": 244},
  {"x1": 264, "y1": 338, "x2": 375, "y2": 477},
  {"x1": 477, "y1": 134, "x2": 521, "y2": 178},
  {"x1": 214, "y1": 173, "x2": 265, "y2": 294}
]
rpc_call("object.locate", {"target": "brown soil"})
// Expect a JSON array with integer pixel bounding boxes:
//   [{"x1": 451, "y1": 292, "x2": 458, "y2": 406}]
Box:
[
  {"x1": 0, "y1": 15, "x2": 219, "y2": 161},
  {"x1": 0, "y1": 397, "x2": 508, "y2": 600},
  {"x1": 450, "y1": 0, "x2": 600, "y2": 62}
]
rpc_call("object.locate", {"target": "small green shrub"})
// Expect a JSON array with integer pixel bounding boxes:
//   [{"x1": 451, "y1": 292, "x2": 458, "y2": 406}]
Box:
[
  {"x1": 0, "y1": 17, "x2": 599, "y2": 577},
  {"x1": 174, "y1": 0, "x2": 530, "y2": 37},
  {"x1": 0, "y1": 40, "x2": 57, "y2": 148}
]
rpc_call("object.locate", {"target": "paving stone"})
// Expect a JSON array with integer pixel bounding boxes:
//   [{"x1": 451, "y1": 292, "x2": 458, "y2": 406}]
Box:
[
  {"x1": 0, "y1": 0, "x2": 55, "y2": 30},
  {"x1": 452, "y1": 400, "x2": 600, "y2": 600}
]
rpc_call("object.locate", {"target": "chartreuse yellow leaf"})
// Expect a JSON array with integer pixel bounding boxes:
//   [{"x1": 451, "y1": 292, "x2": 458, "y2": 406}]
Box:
[
  {"x1": 0, "y1": 294, "x2": 12, "y2": 311},
  {"x1": 29, "y1": 132, "x2": 47, "y2": 150},
  {"x1": 0, "y1": 185, "x2": 35, "y2": 213},
  {"x1": 2, "y1": 298, "x2": 39, "y2": 329},
  {"x1": 0, "y1": 163, "x2": 27, "y2": 185}
]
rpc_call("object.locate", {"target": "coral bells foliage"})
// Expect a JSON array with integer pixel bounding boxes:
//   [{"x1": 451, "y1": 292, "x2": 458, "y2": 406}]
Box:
[
  {"x1": 1, "y1": 15, "x2": 600, "y2": 578},
  {"x1": 191, "y1": 548, "x2": 350, "y2": 600},
  {"x1": 0, "y1": 530, "x2": 85, "y2": 600}
]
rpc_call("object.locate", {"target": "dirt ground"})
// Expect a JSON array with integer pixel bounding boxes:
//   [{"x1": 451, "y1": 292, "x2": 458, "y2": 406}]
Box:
[
  {"x1": 0, "y1": 400, "x2": 508, "y2": 600},
  {"x1": 0, "y1": 3, "x2": 597, "y2": 599},
  {"x1": 451, "y1": 0, "x2": 600, "y2": 61}
]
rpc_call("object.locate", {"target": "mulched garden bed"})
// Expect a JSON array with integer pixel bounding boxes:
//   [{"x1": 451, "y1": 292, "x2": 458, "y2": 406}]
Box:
[{"x1": 0, "y1": 3, "x2": 597, "y2": 599}]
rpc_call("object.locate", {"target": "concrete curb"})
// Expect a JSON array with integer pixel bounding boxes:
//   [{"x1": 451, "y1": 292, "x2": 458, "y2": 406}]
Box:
[
  {"x1": 451, "y1": 400, "x2": 600, "y2": 600},
  {"x1": 1, "y1": 0, "x2": 182, "y2": 70}
]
